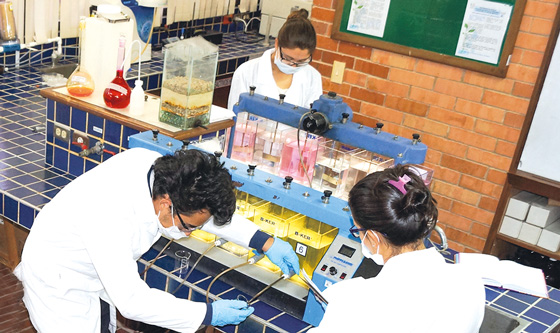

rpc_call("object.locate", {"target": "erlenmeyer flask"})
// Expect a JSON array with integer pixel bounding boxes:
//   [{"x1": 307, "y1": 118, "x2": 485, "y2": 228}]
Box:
[{"x1": 67, "y1": 17, "x2": 94, "y2": 97}]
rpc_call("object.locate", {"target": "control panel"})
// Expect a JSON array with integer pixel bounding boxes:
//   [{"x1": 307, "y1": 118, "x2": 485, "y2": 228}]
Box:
[{"x1": 303, "y1": 235, "x2": 363, "y2": 326}]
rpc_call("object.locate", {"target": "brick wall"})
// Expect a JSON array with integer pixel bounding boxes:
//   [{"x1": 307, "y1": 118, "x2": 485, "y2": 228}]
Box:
[{"x1": 309, "y1": 0, "x2": 560, "y2": 252}]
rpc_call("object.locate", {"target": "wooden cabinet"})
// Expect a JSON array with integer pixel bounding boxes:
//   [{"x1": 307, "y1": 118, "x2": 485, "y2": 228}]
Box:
[{"x1": 483, "y1": 9, "x2": 560, "y2": 261}]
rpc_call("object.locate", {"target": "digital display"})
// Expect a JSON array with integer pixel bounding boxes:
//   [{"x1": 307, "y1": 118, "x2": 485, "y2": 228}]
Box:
[{"x1": 338, "y1": 244, "x2": 356, "y2": 258}]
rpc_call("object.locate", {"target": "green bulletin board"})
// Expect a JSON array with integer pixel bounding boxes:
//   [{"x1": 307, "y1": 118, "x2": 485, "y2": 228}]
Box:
[{"x1": 332, "y1": 0, "x2": 527, "y2": 77}]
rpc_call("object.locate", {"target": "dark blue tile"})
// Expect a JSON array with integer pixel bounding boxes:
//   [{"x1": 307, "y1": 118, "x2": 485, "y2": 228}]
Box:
[
  {"x1": 42, "y1": 188, "x2": 61, "y2": 199},
  {"x1": 19, "y1": 204, "x2": 35, "y2": 228},
  {"x1": 0, "y1": 167, "x2": 22, "y2": 178},
  {"x1": 270, "y1": 313, "x2": 309, "y2": 332},
  {"x1": 85, "y1": 160, "x2": 98, "y2": 172},
  {"x1": 31, "y1": 167, "x2": 59, "y2": 181},
  {"x1": 4, "y1": 195, "x2": 18, "y2": 222},
  {"x1": 506, "y1": 290, "x2": 540, "y2": 304},
  {"x1": 19, "y1": 152, "x2": 43, "y2": 163},
  {"x1": 46, "y1": 121, "x2": 54, "y2": 144},
  {"x1": 536, "y1": 297, "x2": 560, "y2": 314},
  {"x1": 69, "y1": 153, "x2": 85, "y2": 177},
  {"x1": 494, "y1": 295, "x2": 529, "y2": 314},
  {"x1": 25, "y1": 194, "x2": 50, "y2": 208},
  {"x1": 524, "y1": 307, "x2": 559, "y2": 325},
  {"x1": 122, "y1": 126, "x2": 140, "y2": 149},
  {"x1": 46, "y1": 175, "x2": 71, "y2": 187},
  {"x1": 547, "y1": 288, "x2": 560, "y2": 301},
  {"x1": 0, "y1": 194, "x2": 3, "y2": 215},
  {"x1": 523, "y1": 320, "x2": 548, "y2": 333},
  {"x1": 16, "y1": 162, "x2": 43, "y2": 174},
  {"x1": 104, "y1": 120, "x2": 122, "y2": 146},
  {"x1": 2, "y1": 155, "x2": 26, "y2": 167},
  {"x1": 71, "y1": 108, "x2": 87, "y2": 132},
  {"x1": 53, "y1": 147, "x2": 69, "y2": 172},
  {"x1": 45, "y1": 143, "x2": 53, "y2": 165},
  {"x1": 7, "y1": 186, "x2": 35, "y2": 199},
  {"x1": 27, "y1": 181, "x2": 55, "y2": 193},
  {"x1": 55, "y1": 102, "x2": 71, "y2": 125},
  {"x1": 47, "y1": 99, "x2": 55, "y2": 120},
  {"x1": 11, "y1": 174, "x2": 39, "y2": 186},
  {"x1": 88, "y1": 113, "x2": 104, "y2": 137}
]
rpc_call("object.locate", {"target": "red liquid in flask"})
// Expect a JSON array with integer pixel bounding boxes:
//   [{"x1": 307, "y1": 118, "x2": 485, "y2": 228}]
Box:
[{"x1": 103, "y1": 36, "x2": 131, "y2": 108}]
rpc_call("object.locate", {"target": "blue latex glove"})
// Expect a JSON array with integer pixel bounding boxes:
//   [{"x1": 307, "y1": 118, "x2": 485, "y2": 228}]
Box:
[
  {"x1": 264, "y1": 238, "x2": 300, "y2": 276},
  {"x1": 211, "y1": 300, "x2": 254, "y2": 327}
]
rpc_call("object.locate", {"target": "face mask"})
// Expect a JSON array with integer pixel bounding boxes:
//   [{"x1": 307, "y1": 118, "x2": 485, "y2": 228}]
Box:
[
  {"x1": 361, "y1": 230, "x2": 384, "y2": 266},
  {"x1": 157, "y1": 205, "x2": 187, "y2": 240},
  {"x1": 274, "y1": 50, "x2": 304, "y2": 75}
]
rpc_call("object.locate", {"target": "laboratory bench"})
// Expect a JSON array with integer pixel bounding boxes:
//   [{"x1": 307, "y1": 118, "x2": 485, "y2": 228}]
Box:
[{"x1": 1, "y1": 40, "x2": 560, "y2": 333}]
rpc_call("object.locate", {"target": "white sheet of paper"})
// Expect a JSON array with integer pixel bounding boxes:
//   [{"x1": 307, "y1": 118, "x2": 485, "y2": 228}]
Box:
[{"x1": 455, "y1": 0, "x2": 513, "y2": 64}]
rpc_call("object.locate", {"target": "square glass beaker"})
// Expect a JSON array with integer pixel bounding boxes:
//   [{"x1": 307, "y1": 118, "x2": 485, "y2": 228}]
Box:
[{"x1": 287, "y1": 217, "x2": 338, "y2": 276}]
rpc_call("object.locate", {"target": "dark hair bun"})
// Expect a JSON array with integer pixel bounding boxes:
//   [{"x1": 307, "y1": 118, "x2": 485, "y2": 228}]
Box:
[{"x1": 287, "y1": 8, "x2": 309, "y2": 20}]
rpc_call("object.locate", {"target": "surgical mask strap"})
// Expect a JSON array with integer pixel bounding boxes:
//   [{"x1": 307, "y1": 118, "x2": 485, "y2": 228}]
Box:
[{"x1": 369, "y1": 230, "x2": 381, "y2": 255}]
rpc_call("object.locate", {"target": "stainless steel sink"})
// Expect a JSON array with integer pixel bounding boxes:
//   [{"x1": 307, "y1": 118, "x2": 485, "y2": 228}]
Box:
[
  {"x1": 480, "y1": 306, "x2": 530, "y2": 333},
  {"x1": 39, "y1": 63, "x2": 78, "y2": 78}
]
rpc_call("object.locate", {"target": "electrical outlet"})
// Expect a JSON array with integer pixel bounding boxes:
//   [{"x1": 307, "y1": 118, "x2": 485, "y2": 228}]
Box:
[
  {"x1": 54, "y1": 124, "x2": 71, "y2": 143},
  {"x1": 72, "y1": 131, "x2": 89, "y2": 148},
  {"x1": 331, "y1": 61, "x2": 346, "y2": 84}
]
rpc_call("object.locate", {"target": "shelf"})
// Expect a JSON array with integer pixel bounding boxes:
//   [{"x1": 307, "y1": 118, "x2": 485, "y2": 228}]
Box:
[
  {"x1": 508, "y1": 171, "x2": 560, "y2": 202},
  {"x1": 495, "y1": 233, "x2": 560, "y2": 261}
]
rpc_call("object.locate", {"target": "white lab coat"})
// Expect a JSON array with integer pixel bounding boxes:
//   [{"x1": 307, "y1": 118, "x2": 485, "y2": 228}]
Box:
[
  {"x1": 227, "y1": 48, "x2": 323, "y2": 110},
  {"x1": 13, "y1": 148, "x2": 260, "y2": 333},
  {"x1": 308, "y1": 248, "x2": 486, "y2": 333}
]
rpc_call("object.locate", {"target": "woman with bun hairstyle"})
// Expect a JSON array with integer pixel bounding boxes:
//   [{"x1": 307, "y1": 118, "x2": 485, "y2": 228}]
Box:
[
  {"x1": 308, "y1": 165, "x2": 486, "y2": 333},
  {"x1": 227, "y1": 8, "x2": 322, "y2": 109}
]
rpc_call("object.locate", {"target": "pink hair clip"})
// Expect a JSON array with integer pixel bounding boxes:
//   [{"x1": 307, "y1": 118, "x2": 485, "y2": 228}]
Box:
[{"x1": 388, "y1": 174, "x2": 411, "y2": 195}]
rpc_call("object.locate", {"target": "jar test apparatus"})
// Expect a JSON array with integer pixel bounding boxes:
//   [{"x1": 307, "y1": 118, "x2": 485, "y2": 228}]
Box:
[{"x1": 127, "y1": 91, "x2": 438, "y2": 328}]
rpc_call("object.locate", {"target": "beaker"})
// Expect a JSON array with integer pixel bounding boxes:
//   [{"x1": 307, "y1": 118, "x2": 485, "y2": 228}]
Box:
[
  {"x1": 169, "y1": 250, "x2": 191, "y2": 294},
  {"x1": 174, "y1": 250, "x2": 191, "y2": 278}
]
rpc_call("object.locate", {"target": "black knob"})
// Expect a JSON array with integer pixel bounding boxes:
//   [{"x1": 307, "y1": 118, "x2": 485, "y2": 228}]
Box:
[
  {"x1": 376, "y1": 122, "x2": 384, "y2": 129},
  {"x1": 279, "y1": 94, "x2": 286, "y2": 104},
  {"x1": 323, "y1": 190, "x2": 332, "y2": 198},
  {"x1": 342, "y1": 113, "x2": 350, "y2": 119},
  {"x1": 327, "y1": 91, "x2": 337, "y2": 98},
  {"x1": 247, "y1": 164, "x2": 257, "y2": 175},
  {"x1": 284, "y1": 176, "x2": 293, "y2": 184},
  {"x1": 329, "y1": 266, "x2": 337, "y2": 276},
  {"x1": 181, "y1": 140, "x2": 190, "y2": 150},
  {"x1": 151, "y1": 129, "x2": 159, "y2": 141},
  {"x1": 249, "y1": 86, "x2": 256, "y2": 96},
  {"x1": 214, "y1": 151, "x2": 223, "y2": 158},
  {"x1": 413, "y1": 133, "x2": 420, "y2": 140}
]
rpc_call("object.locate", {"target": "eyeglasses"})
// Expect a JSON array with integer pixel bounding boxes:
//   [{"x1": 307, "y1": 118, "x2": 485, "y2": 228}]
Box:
[
  {"x1": 173, "y1": 204, "x2": 205, "y2": 232},
  {"x1": 349, "y1": 226, "x2": 369, "y2": 238},
  {"x1": 279, "y1": 47, "x2": 312, "y2": 67}
]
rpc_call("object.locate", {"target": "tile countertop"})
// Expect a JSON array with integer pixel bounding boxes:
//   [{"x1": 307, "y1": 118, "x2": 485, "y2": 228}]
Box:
[{"x1": 1, "y1": 38, "x2": 560, "y2": 333}]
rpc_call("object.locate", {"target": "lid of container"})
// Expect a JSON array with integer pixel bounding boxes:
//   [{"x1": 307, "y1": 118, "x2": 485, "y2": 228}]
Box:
[{"x1": 97, "y1": 4, "x2": 120, "y2": 14}]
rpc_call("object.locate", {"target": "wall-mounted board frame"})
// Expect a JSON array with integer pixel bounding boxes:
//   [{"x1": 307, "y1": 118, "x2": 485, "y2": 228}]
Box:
[{"x1": 332, "y1": 0, "x2": 527, "y2": 77}]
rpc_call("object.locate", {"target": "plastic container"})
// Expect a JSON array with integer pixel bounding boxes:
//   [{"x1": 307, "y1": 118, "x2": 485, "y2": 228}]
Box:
[{"x1": 159, "y1": 36, "x2": 218, "y2": 130}]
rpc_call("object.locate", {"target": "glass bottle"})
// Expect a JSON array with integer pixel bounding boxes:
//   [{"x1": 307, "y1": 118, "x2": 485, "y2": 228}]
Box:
[
  {"x1": 67, "y1": 17, "x2": 95, "y2": 97},
  {"x1": 103, "y1": 35, "x2": 131, "y2": 108}
]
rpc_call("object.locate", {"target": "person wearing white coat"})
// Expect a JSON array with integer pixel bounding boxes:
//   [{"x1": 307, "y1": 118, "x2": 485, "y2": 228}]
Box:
[
  {"x1": 227, "y1": 9, "x2": 322, "y2": 110},
  {"x1": 308, "y1": 165, "x2": 486, "y2": 333},
  {"x1": 14, "y1": 147, "x2": 300, "y2": 333}
]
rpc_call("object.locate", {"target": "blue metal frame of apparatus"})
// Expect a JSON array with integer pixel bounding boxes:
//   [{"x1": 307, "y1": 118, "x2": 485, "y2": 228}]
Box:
[
  {"x1": 228, "y1": 91, "x2": 428, "y2": 165},
  {"x1": 129, "y1": 130, "x2": 354, "y2": 238}
]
